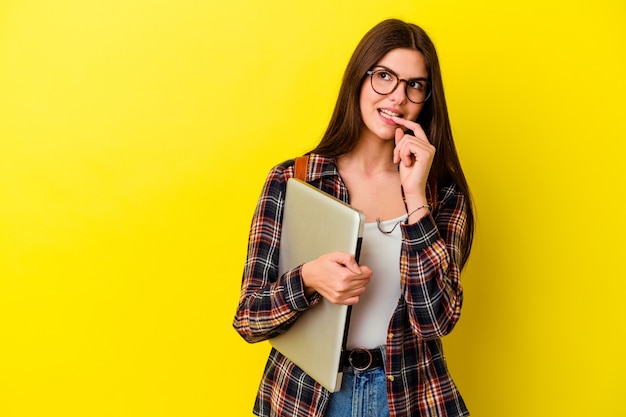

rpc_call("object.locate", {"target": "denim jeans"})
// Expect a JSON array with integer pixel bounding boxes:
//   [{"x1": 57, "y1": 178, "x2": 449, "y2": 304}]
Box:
[{"x1": 325, "y1": 347, "x2": 389, "y2": 417}]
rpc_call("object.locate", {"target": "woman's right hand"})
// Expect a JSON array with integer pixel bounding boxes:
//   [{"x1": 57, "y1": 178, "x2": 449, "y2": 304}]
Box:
[{"x1": 301, "y1": 252, "x2": 372, "y2": 305}]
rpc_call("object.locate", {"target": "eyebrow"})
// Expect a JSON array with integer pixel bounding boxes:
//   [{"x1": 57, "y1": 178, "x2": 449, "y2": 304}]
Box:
[{"x1": 372, "y1": 65, "x2": 429, "y2": 81}]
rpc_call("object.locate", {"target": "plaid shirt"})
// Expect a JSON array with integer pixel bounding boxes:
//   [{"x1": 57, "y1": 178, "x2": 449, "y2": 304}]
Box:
[{"x1": 234, "y1": 154, "x2": 470, "y2": 417}]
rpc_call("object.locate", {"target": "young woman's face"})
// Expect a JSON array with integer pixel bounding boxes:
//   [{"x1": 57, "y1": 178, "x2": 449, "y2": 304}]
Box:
[{"x1": 359, "y1": 48, "x2": 428, "y2": 141}]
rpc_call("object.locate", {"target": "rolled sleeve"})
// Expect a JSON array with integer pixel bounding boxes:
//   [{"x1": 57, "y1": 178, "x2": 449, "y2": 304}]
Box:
[
  {"x1": 400, "y1": 213, "x2": 441, "y2": 253},
  {"x1": 279, "y1": 264, "x2": 322, "y2": 312}
]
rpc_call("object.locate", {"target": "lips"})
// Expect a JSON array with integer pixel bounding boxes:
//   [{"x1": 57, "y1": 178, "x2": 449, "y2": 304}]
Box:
[{"x1": 378, "y1": 108, "x2": 402, "y2": 120}]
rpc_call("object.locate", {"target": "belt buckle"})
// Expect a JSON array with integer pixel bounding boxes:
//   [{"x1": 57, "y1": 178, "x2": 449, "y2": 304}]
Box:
[{"x1": 348, "y1": 347, "x2": 372, "y2": 371}]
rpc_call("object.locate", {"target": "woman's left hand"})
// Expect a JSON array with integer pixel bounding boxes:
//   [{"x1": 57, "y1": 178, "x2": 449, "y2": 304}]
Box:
[{"x1": 391, "y1": 117, "x2": 435, "y2": 196}]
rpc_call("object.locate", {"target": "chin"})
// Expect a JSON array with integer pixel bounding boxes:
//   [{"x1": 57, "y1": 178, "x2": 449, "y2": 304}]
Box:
[
  {"x1": 375, "y1": 127, "x2": 396, "y2": 141},
  {"x1": 361, "y1": 121, "x2": 396, "y2": 141}
]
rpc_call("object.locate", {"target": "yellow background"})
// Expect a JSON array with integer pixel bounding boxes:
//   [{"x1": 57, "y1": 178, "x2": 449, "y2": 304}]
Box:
[{"x1": 1, "y1": 0, "x2": 624, "y2": 416}]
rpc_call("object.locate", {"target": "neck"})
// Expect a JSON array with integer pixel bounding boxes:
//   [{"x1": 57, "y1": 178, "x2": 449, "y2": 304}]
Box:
[{"x1": 338, "y1": 135, "x2": 397, "y2": 174}]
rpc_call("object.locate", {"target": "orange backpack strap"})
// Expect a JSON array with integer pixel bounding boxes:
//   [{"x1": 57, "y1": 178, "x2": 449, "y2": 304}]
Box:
[{"x1": 294, "y1": 155, "x2": 310, "y2": 182}]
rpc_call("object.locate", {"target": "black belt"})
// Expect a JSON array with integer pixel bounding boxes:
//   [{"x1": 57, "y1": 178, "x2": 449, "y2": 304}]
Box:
[{"x1": 342, "y1": 347, "x2": 384, "y2": 371}]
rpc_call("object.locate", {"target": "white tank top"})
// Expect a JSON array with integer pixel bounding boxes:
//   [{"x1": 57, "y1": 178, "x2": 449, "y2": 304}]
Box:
[{"x1": 346, "y1": 215, "x2": 403, "y2": 349}]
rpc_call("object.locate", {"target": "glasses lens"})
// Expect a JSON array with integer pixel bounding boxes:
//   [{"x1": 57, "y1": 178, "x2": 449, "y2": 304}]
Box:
[
  {"x1": 406, "y1": 80, "x2": 430, "y2": 104},
  {"x1": 371, "y1": 70, "x2": 397, "y2": 95},
  {"x1": 371, "y1": 70, "x2": 430, "y2": 104}
]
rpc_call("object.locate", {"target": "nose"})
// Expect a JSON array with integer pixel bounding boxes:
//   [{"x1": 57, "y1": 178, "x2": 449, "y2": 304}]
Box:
[{"x1": 388, "y1": 80, "x2": 408, "y2": 103}]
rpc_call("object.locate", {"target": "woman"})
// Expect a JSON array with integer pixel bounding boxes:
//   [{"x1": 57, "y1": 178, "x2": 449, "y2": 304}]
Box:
[{"x1": 234, "y1": 19, "x2": 474, "y2": 417}]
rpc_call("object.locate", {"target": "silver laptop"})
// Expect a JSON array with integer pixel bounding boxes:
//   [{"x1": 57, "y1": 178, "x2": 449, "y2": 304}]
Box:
[{"x1": 270, "y1": 178, "x2": 365, "y2": 392}]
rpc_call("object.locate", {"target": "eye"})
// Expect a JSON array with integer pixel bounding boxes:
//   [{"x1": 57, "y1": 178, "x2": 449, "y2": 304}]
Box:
[
  {"x1": 408, "y1": 80, "x2": 426, "y2": 91},
  {"x1": 376, "y1": 71, "x2": 395, "y2": 82}
]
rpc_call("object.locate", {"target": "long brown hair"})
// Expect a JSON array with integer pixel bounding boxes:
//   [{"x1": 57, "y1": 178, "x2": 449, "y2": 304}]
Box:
[{"x1": 311, "y1": 19, "x2": 475, "y2": 268}]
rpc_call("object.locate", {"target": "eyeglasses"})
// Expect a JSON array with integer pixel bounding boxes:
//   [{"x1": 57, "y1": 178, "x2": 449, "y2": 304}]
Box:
[{"x1": 366, "y1": 67, "x2": 431, "y2": 104}]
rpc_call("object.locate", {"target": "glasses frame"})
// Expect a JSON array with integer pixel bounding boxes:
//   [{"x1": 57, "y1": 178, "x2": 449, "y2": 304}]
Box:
[{"x1": 366, "y1": 67, "x2": 432, "y2": 104}]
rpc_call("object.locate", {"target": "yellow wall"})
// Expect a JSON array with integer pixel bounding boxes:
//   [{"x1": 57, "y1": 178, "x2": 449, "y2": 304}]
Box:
[{"x1": 1, "y1": 0, "x2": 624, "y2": 416}]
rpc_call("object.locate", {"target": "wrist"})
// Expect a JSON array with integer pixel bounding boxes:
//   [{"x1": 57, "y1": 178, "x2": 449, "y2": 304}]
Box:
[
  {"x1": 402, "y1": 189, "x2": 427, "y2": 205},
  {"x1": 405, "y1": 203, "x2": 431, "y2": 224},
  {"x1": 300, "y1": 262, "x2": 317, "y2": 298},
  {"x1": 401, "y1": 187, "x2": 429, "y2": 224}
]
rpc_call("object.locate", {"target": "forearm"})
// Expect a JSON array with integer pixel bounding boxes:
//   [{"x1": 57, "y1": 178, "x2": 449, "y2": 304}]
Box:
[
  {"x1": 400, "y1": 187, "x2": 467, "y2": 340},
  {"x1": 234, "y1": 264, "x2": 320, "y2": 343}
]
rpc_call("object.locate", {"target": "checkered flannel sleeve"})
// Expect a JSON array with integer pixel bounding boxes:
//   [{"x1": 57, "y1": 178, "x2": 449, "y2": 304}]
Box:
[
  {"x1": 233, "y1": 163, "x2": 321, "y2": 344},
  {"x1": 399, "y1": 182, "x2": 467, "y2": 340}
]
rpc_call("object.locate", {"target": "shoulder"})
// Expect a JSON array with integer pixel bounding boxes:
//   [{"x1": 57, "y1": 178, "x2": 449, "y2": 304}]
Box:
[
  {"x1": 438, "y1": 178, "x2": 460, "y2": 201},
  {"x1": 267, "y1": 158, "x2": 296, "y2": 179},
  {"x1": 434, "y1": 178, "x2": 468, "y2": 214},
  {"x1": 265, "y1": 154, "x2": 337, "y2": 184},
  {"x1": 255, "y1": 159, "x2": 296, "y2": 203}
]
